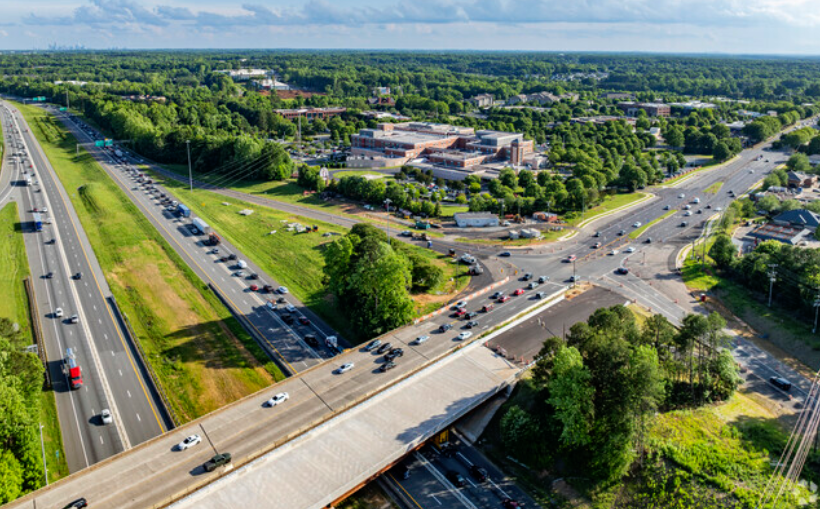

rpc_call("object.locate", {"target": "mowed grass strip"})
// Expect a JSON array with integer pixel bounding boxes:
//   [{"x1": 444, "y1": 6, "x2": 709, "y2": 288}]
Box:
[
  {"x1": 629, "y1": 209, "x2": 675, "y2": 239},
  {"x1": 17, "y1": 104, "x2": 280, "y2": 422},
  {"x1": 704, "y1": 181, "x2": 723, "y2": 194},
  {"x1": 0, "y1": 202, "x2": 32, "y2": 343}
]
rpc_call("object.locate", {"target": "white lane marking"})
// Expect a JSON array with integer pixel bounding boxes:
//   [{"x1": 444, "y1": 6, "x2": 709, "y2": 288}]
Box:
[
  {"x1": 431, "y1": 495, "x2": 442, "y2": 505},
  {"x1": 127, "y1": 390, "x2": 132, "y2": 398},
  {"x1": 136, "y1": 413, "x2": 141, "y2": 422},
  {"x1": 118, "y1": 369, "x2": 122, "y2": 377},
  {"x1": 93, "y1": 305, "x2": 97, "y2": 310},
  {"x1": 100, "y1": 435, "x2": 104, "y2": 445}
]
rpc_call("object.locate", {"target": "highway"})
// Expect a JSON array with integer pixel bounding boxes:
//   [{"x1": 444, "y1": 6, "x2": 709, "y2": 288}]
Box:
[{"x1": 0, "y1": 101, "x2": 169, "y2": 472}]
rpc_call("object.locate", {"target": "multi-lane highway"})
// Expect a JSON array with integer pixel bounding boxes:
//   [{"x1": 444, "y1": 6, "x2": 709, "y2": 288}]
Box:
[{"x1": 0, "y1": 101, "x2": 169, "y2": 472}]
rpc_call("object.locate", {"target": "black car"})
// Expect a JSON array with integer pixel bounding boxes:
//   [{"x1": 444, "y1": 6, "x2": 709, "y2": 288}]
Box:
[
  {"x1": 446, "y1": 470, "x2": 467, "y2": 487},
  {"x1": 618, "y1": 230, "x2": 626, "y2": 236},
  {"x1": 384, "y1": 348, "x2": 404, "y2": 361},
  {"x1": 439, "y1": 323, "x2": 453, "y2": 332},
  {"x1": 379, "y1": 361, "x2": 396, "y2": 373},
  {"x1": 227, "y1": 253, "x2": 237, "y2": 261},
  {"x1": 499, "y1": 251, "x2": 511, "y2": 257},
  {"x1": 65, "y1": 498, "x2": 88, "y2": 509},
  {"x1": 465, "y1": 320, "x2": 479, "y2": 329},
  {"x1": 464, "y1": 311, "x2": 479, "y2": 320},
  {"x1": 203, "y1": 452, "x2": 232, "y2": 472},
  {"x1": 74, "y1": 272, "x2": 82, "y2": 280},
  {"x1": 304, "y1": 334, "x2": 319, "y2": 347},
  {"x1": 616, "y1": 267, "x2": 630, "y2": 275},
  {"x1": 522, "y1": 273, "x2": 533, "y2": 281},
  {"x1": 249, "y1": 273, "x2": 259, "y2": 280},
  {"x1": 376, "y1": 342, "x2": 393, "y2": 354},
  {"x1": 45, "y1": 272, "x2": 54, "y2": 279},
  {"x1": 282, "y1": 314, "x2": 295, "y2": 325},
  {"x1": 469, "y1": 465, "x2": 488, "y2": 482},
  {"x1": 770, "y1": 376, "x2": 792, "y2": 391}
]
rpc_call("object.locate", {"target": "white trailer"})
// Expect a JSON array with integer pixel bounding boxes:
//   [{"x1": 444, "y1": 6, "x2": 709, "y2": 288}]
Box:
[{"x1": 191, "y1": 217, "x2": 210, "y2": 235}]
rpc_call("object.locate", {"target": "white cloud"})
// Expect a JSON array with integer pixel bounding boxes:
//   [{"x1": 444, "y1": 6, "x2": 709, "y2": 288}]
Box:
[{"x1": 0, "y1": 30, "x2": 8, "y2": 37}]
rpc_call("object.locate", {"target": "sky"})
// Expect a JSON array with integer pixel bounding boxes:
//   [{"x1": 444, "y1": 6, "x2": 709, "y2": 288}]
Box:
[{"x1": 2, "y1": 0, "x2": 820, "y2": 54}]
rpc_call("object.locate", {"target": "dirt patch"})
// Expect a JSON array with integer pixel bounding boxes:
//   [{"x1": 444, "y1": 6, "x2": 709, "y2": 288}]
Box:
[{"x1": 552, "y1": 478, "x2": 591, "y2": 508}]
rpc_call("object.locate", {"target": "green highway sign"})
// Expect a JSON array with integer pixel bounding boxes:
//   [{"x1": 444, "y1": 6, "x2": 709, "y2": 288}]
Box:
[
  {"x1": 94, "y1": 141, "x2": 105, "y2": 147},
  {"x1": 59, "y1": 107, "x2": 67, "y2": 111},
  {"x1": 104, "y1": 140, "x2": 113, "y2": 147}
]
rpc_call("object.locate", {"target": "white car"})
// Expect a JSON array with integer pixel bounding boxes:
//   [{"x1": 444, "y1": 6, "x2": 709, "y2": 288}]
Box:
[
  {"x1": 178, "y1": 434, "x2": 202, "y2": 450},
  {"x1": 335, "y1": 363, "x2": 354, "y2": 374},
  {"x1": 277, "y1": 286, "x2": 289, "y2": 294},
  {"x1": 625, "y1": 247, "x2": 636, "y2": 253},
  {"x1": 101, "y1": 409, "x2": 113, "y2": 425},
  {"x1": 55, "y1": 307, "x2": 63, "y2": 318},
  {"x1": 684, "y1": 211, "x2": 693, "y2": 216},
  {"x1": 632, "y1": 222, "x2": 642, "y2": 228},
  {"x1": 41, "y1": 207, "x2": 48, "y2": 213},
  {"x1": 609, "y1": 250, "x2": 619, "y2": 256},
  {"x1": 716, "y1": 207, "x2": 723, "y2": 212},
  {"x1": 678, "y1": 193, "x2": 685, "y2": 199},
  {"x1": 265, "y1": 392, "x2": 290, "y2": 407},
  {"x1": 458, "y1": 331, "x2": 473, "y2": 340},
  {"x1": 454, "y1": 301, "x2": 467, "y2": 309},
  {"x1": 412, "y1": 335, "x2": 430, "y2": 346}
]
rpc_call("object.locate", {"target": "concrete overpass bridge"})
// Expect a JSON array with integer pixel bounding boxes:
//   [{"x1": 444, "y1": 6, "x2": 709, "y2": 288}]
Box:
[{"x1": 6, "y1": 287, "x2": 554, "y2": 509}]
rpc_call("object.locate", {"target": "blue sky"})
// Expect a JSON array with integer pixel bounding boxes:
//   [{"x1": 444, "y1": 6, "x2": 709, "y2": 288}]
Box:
[{"x1": 2, "y1": 0, "x2": 819, "y2": 54}]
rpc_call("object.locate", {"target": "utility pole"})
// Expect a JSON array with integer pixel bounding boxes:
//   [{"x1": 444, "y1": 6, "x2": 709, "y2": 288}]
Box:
[
  {"x1": 572, "y1": 259, "x2": 577, "y2": 288},
  {"x1": 185, "y1": 140, "x2": 193, "y2": 193},
  {"x1": 767, "y1": 264, "x2": 778, "y2": 308},
  {"x1": 384, "y1": 198, "x2": 392, "y2": 239},
  {"x1": 813, "y1": 293, "x2": 820, "y2": 334},
  {"x1": 39, "y1": 423, "x2": 47, "y2": 485},
  {"x1": 65, "y1": 90, "x2": 69, "y2": 112}
]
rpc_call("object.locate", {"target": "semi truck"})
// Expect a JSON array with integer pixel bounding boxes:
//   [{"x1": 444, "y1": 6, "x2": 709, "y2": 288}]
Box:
[
  {"x1": 177, "y1": 203, "x2": 191, "y2": 218},
  {"x1": 191, "y1": 218, "x2": 210, "y2": 235},
  {"x1": 65, "y1": 348, "x2": 83, "y2": 389},
  {"x1": 208, "y1": 232, "x2": 221, "y2": 246},
  {"x1": 32, "y1": 213, "x2": 42, "y2": 232}
]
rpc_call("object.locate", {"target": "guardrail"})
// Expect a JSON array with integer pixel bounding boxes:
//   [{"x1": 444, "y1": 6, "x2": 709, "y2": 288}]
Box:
[
  {"x1": 107, "y1": 296, "x2": 179, "y2": 429},
  {"x1": 24, "y1": 277, "x2": 50, "y2": 388}
]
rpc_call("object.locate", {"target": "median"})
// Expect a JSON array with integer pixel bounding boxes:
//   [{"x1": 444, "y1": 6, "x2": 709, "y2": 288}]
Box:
[{"x1": 629, "y1": 210, "x2": 675, "y2": 239}]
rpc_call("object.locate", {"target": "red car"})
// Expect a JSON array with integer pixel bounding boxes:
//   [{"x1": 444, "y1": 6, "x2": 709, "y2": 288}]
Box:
[
  {"x1": 249, "y1": 284, "x2": 259, "y2": 291},
  {"x1": 453, "y1": 309, "x2": 467, "y2": 317},
  {"x1": 498, "y1": 295, "x2": 511, "y2": 303},
  {"x1": 299, "y1": 317, "x2": 311, "y2": 326},
  {"x1": 481, "y1": 304, "x2": 494, "y2": 313},
  {"x1": 513, "y1": 288, "x2": 525, "y2": 296},
  {"x1": 566, "y1": 255, "x2": 577, "y2": 262}
]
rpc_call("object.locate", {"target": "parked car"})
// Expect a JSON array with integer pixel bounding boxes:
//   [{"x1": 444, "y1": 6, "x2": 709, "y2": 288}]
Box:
[
  {"x1": 265, "y1": 392, "x2": 289, "y2": 407},
  {"x1": 178, "y1": 434, "x2": 202, "y2": 451},
  {"x1": 203, "y1": 452, "x2": 232, "y2": 472}
]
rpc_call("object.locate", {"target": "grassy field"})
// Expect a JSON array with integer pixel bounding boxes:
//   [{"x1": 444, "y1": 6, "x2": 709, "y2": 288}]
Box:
[
  {"x1": 565, "y1": 192, "x2": 650, "y2": 227},
  {"x1": 704, "y1": 181, "x2": 724, "y2": 194},
  {"x1": 146, "y1": 170, "x2": 468, "y2": 341},
  {"x1": 629, "y1": 209, "x2": 675, "y2": 239},
  {"x1": 17, "y1": 103, "x2": 280, "y2": 423},
  {"x1": 0, "y1": 202, "x2": 33, "y2": 343},
  {"x1": 332, "y1": 170, "x2": 389, "y2": 179}
]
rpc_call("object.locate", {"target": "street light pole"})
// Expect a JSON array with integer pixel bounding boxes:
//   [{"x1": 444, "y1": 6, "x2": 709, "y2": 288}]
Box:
[
  {"x1": 572, "y1": 259, "x2": 577, "y2": 288},
  {"x1": 813, "y1": 295, "x2": 820, "y2": 334},
  {"x1": 767, "y1": 264, "x2": 778, "y2": 308},
  {"x1": 39, "y1": 423, "x2": 47, "y2": 486},
  {"x1": 185, "y1": 140, "x2": 193, "y2": 193}
]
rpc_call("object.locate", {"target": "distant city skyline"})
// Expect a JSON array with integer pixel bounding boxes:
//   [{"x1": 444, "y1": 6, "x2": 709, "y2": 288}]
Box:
[{"x1": 2, "y1": 0, "x2": 820, "y2": 55}]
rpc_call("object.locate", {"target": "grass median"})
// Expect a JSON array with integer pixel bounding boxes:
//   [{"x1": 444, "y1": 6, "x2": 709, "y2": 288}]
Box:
[
  {"x1": 704, "y1": 181, "x2": 723, "y2": 194},
  {"x1": 565, "y1": 191, "x2": 649, "y2": 227},
  {"x1": 17, "y1": 103, "x2": 281, "y2": 423},
  {"x1": 629, "y1": 209, "x2": 675, "y2": 239}
]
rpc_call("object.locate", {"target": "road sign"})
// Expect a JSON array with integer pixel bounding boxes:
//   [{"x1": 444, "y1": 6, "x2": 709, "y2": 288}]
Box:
[
  {"x1": 32, "y1": 96, "x2": 46, "y2": 102},
  {"x1": 94, "y1": 141, "x2": 105, "y2": 147},
  {"x1": 104, "y1": 140, "x2": 113, "y2": 147},
  {"x1": 59, "y1": 107, "x2": 67, "y2": 111}
]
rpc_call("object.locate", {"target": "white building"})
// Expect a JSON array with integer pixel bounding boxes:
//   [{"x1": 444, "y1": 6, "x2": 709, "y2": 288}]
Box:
[{"x1": 454, "y1": 212, "x2": 500, "y2": 228}]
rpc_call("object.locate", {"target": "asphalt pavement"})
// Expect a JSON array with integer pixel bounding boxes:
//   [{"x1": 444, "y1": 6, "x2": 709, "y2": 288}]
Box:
[{"x1": 0, "y1": 101, "x2": 169, "y2": 472}]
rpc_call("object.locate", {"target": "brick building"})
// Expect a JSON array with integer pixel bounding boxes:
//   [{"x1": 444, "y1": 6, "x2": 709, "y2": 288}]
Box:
[{"x1": 617, "y1": 102, "x2": 671, "y2": 117}]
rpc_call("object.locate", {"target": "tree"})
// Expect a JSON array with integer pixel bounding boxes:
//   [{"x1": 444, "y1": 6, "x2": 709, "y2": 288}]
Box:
[
  {"x1": 665, "y1": 127, "x2": 684, "y2": 148},
  {"x1": 549, "y1": 346, "x2": 594, "y2": 448},
  {"x1": 712, "y1": 141, "x2": 732, "y2": 162},
  {"x1": 259, "y1": 142, "x2": 293, "y2": 180},
  {"x1": 709, "y1": 233, "x2": 736, "y2": 269}
]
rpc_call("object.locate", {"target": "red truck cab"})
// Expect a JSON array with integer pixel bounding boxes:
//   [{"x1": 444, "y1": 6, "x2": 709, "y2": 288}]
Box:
[{"x1": 66, "y1": 348, "x2": 83, "y2": 389}]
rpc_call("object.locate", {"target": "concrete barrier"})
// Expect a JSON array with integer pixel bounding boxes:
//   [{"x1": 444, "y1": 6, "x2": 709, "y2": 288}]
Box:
[{"x1": 413, "y1": 276, "x2": 510, "y2": 324}]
